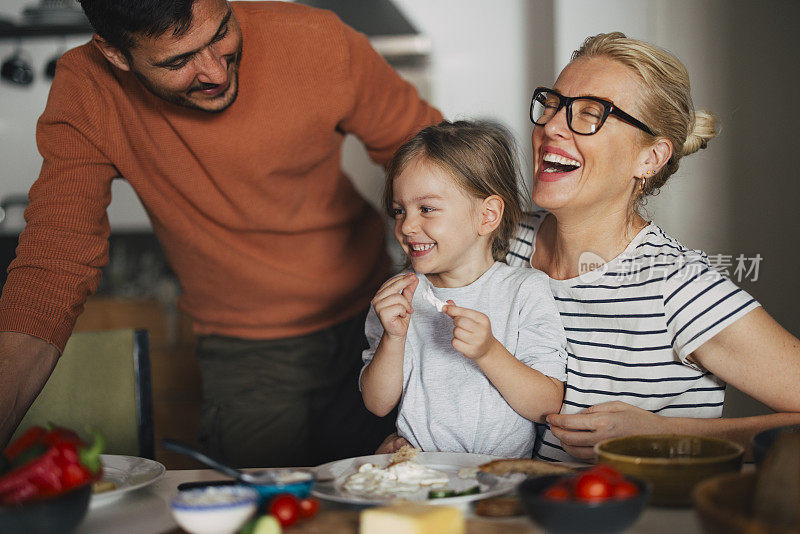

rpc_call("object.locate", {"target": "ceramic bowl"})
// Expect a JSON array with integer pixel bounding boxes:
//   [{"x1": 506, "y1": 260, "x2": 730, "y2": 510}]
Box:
[
  {"x1": 692, "y1": 471, "x2": 800, "y2": 534},
  {"x1": 751, "y1": 424, "x2": 800, "y2": 467},
  {"x1": 170, "y1": 485, "x2": 259, "y2": 534},
  {"x1": 245, "y1": 468, "x2": 315, "y2": 505},
  {"x1": 517, "y1": 474, "x2": 650, "y2": 534},
  {"x1": 0, "y1": 482, "x2": 92, "y2": 534},
  {"x1": 595, "y1": 434, "x2": 744, "y2": 506}
]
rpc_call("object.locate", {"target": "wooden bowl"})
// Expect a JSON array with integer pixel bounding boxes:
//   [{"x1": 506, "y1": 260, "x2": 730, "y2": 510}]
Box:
[
  {"x1": 692, "y1": 472, "x2": 799, "y2": 534},
  {"x1": 752, "y1": 424, "x2": 800, "y2": 467},
  {"x1": 595, "y1": 434, "x2": 744, "y2": 506}
]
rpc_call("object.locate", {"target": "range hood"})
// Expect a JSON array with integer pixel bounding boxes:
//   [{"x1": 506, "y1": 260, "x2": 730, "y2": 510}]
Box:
[{"x1": 294, "y1": 0, "x2": 430, "y2": 60}]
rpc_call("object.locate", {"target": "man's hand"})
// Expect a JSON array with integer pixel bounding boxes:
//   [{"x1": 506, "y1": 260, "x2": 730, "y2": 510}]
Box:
[
  {"x1": 546, "y1": 401, "x2": 664, "y2": 460},
  {"x1": 0, "y1": 332, "x2": 60, "y2": 447},
  {"x1": 443, "y1": 300, "x2": 497, "y2": 361}
]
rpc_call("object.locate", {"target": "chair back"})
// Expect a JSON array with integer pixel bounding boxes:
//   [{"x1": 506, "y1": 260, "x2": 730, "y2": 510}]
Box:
[{"x1": 12, "y1": 329, "x2": 154, "y2": 459}]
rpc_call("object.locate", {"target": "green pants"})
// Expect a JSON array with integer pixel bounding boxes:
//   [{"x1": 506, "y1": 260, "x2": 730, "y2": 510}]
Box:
[{"x1": 196, "y1": 309, "x2": 395, "y2": 468}]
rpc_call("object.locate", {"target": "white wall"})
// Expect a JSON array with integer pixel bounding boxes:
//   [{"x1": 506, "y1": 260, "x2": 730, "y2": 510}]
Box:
[{"x1": 394, "y1": 0, "x2": 532, "y2": 158}]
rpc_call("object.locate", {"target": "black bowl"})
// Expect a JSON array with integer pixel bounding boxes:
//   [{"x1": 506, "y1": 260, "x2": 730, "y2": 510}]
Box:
[
  {"x1": 518, "y1": 474, "x2": 650, "y2": 534},
  {"x1": 0, "y1": 482, "x2": 92, "y2": 534},
  {"x1": 752, "y1": 424, "x2": 800, "y2": 467}
]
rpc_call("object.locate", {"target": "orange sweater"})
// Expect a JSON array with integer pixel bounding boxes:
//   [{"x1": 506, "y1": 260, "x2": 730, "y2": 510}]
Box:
[{"x1": 0, "y1": 2, "x2": 442, "y2": 351}]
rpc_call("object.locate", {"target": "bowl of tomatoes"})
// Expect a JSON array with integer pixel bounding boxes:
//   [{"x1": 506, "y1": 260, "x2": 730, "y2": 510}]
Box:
[{"x1": 517, "y1": 465, "x2": 650, "y2": 534}]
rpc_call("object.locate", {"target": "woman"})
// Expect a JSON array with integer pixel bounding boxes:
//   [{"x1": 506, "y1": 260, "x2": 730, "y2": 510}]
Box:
[
  {"x1": 377, "y1": 32, "x2": 800, "y2": 462},
  {"x1": 504, "y1": 32, "x2": 800, "y2": 461}
]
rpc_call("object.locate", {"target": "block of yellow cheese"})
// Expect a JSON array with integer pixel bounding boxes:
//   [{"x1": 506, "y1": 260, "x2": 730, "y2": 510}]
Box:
[{"x1": 360, "y1": 503, "x2": 465, "y2": 534}]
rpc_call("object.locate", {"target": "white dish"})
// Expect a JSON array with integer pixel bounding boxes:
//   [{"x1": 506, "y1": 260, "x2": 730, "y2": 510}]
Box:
[
  {"x1": 171, "y1": 486, "x2": 258, "y2": 534},
  {"x1": 311, "y1": 452, "x2": 522, "y2": 506},
  {"x1": 91, "y1": 454, "x2": 166, "y2": 507}
]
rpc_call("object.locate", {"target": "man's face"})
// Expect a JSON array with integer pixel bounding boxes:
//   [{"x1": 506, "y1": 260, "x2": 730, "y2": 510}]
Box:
[{"x1": 122, "y1": 0, "x2": 243, "y2": 112}]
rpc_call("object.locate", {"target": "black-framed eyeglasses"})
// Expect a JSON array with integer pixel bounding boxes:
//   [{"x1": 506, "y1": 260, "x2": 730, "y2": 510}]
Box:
[{"x1": 530, "y1": 87, "x2": 655, "y2": 136}]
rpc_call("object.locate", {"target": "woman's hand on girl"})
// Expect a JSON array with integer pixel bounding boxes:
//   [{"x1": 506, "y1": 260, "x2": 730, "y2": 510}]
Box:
[
  {"x1": 546, "y1": 401, "x2": 664, "y2": 460},
  {"x1": 443, "y1": 300, "x2": 499, "y2": 361},
  {"x1": 372, "y1": 273, "x2": 419, "y2": 339}
]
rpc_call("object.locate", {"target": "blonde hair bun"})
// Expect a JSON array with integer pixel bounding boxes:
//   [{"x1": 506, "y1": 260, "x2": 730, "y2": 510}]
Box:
[{"x1": 683, "y1": 110, "x2": 717, "y2": 156}]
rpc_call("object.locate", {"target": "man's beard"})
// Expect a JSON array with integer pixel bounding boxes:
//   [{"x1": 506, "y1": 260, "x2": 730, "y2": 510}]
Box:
[{"x1": 134, "y1": 43, "x2": 242, "y2": 113}]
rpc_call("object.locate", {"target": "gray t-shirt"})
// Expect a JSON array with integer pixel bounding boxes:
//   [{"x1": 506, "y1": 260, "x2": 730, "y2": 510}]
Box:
[{"x1": 362, "y1": 262, "x2": 568, "y2": 458}]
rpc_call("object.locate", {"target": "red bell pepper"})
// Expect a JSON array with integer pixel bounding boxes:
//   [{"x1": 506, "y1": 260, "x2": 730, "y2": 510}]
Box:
[
  {"x1": 0, "y1": 425, "x2": 104, "y2": 505},
  {"x1": 3, "y1": 426, "x2": 47, "y2": 462}
]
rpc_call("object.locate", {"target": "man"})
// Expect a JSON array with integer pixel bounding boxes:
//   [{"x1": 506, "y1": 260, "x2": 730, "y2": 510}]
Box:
[{"x1": 0, "y1": 0, "x2": 441, "y2": 467}]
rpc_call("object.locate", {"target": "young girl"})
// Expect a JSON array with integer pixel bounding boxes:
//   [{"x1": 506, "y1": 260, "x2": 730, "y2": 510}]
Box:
[{"x1": 359, "y1": 121, "x2": 567, "y2": 458}]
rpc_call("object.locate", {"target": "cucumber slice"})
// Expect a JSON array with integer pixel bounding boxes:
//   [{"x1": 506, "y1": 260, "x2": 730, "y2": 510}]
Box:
[
  {"x1": 428, "y1": 489, "x2": 457, "y2": 499},
  {"x1": 457, "y1": 485, "x2": 480, "y2": 496}
]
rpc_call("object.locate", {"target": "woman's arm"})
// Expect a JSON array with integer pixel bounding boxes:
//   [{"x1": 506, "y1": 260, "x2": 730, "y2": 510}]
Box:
[
  {"x1": 689, "y1": 307, "x2": 800, "y2": 412},
  {"x1": 547, "y1": 308, "x2": 800, "y2": 460}
]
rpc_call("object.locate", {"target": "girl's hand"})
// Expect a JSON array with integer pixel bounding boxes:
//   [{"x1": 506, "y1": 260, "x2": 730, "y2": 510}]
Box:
[
  {"x1": 374, "y1": 432, "x2": 412, "y2": 454},
  {"x1": 546, "y1": 401, "x2": 664, "y2": 460},
  {"x1": 372, "y1": 273, "x2": 419, "y2": 339},
  {"x1": 443, "y1": 300, "x2": 498, "y2": 361}
]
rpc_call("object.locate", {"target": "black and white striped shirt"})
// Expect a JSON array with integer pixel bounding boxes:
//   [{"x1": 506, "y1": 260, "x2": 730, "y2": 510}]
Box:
[{"x1": 506, "y1": 211, "x2": 760, "y2": 462}]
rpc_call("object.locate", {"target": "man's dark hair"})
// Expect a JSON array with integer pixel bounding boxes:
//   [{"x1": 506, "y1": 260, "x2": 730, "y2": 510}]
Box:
[{"x1": 78, "y1": 0, "x2": 197, "y2": 53}]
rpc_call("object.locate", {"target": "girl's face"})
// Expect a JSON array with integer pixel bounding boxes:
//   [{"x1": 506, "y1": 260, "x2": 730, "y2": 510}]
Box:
[
  {"x1": 531, "y1": 57, "x2": 651, "y2": 216},
  {"x1": 391, "y1": 159, "x2": 493, "y2": 286}
]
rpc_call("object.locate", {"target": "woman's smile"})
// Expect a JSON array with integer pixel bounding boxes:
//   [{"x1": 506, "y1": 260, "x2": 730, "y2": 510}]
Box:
[{"x1": 537, "y1": 146, "x2": 583, "y2": 182}]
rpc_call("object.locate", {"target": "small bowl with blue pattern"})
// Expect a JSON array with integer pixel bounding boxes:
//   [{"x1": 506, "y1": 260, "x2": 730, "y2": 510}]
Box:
[{"x1": 170, "y1": 485, "x2": 258, "y2": 534}]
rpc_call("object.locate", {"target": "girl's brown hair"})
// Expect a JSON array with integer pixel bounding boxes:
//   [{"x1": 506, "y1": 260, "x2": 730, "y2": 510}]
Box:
[{"x1": 383, "y1": 120, "x2": 524, "y2": 262}]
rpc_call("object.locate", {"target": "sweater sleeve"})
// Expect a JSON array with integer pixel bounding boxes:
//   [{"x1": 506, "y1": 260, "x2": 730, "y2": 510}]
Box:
[
  {"x1": 337, "y1": 21, "x2": 443, "y2": 166},
  {"x1": 0, "y1": 55, "x2": 116, "y2": 352}
]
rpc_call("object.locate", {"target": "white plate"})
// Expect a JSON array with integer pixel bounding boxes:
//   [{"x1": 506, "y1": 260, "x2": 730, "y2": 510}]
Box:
[
  {"x1": 311, "y1": 452, "x2": 523, "y2": 506},
  {"x1": 90, "y1": 454, "x2": 166, "y2": 507}
]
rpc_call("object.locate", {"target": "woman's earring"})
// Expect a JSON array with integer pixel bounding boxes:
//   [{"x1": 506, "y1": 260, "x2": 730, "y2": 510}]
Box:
[{"x1": 640, "y1": 170, "x2": 657, "y2": 194}]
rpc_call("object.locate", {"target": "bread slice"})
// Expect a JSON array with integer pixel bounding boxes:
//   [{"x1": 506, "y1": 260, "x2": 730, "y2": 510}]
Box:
[
  {"x1": 389, "y1": 445, "x2": 420, "y2": 465},
  {"x1": 478, "y1": 458, "x2": 574, "y2": 477}
]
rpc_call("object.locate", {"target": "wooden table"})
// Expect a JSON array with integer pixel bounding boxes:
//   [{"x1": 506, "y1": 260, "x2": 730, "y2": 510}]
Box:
[{"x1": 75, "y1": 468, "x2": 706, "y2": 533}]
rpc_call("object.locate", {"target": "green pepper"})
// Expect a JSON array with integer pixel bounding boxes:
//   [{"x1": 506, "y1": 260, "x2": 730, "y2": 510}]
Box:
[{"x1": 457, "y1": 485, "x2": 480, "y2": 496}]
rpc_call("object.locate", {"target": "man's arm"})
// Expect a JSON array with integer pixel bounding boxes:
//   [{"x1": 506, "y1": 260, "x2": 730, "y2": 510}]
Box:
[
  {"x1": 337, "y1": 21, "x2": 443, "y2": 165},
  {"x1": 0, "y1": 332, "x2": 60, "y2": 446},
  {"x1": 0, "y1": 48, "x2": 117, "y2": 447}
]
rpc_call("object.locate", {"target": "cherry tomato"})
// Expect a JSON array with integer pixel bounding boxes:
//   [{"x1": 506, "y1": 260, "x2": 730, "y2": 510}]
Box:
[
  {"x1": 269, "y1": 493, "x2": 301, "y2": 527},
  {"x1": 612, "y1": 480, "x2": 639, "y2": 499},
  {"x1": 543, "y1": 485, "x2": 570, "y2": 501},
  {"x1": 298, "y1": 497, "x2": 320, "y2": 518},
  {"x1": 588, "y1": 464, "x2": 623, "y2": 484},
  {"x1": 574, "y1": 473, "x2": 613, "y2": 502}
]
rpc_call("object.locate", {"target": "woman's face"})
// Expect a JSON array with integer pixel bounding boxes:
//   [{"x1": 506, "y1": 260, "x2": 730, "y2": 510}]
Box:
[{"x1": 531, "y1": 56, "x2": 651, "y2": 215}]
